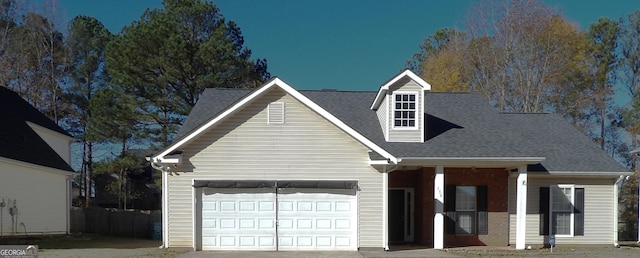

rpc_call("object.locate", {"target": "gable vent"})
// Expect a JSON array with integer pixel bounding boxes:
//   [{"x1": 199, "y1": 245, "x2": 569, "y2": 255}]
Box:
[{"x1": 268, "y1": 102, "x2": 285, "y2": 124}]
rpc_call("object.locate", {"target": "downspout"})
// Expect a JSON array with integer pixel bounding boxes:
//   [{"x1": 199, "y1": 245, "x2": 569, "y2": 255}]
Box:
[
  {"x1": 150, "y1": 160, "x2": 169, "y2": 248},
  {"x1": 67, "y1": 175, "x2": 72, "y2": 234},
  {"x1": 613, "y1": 175, "x2": 625, "y2": 247}
]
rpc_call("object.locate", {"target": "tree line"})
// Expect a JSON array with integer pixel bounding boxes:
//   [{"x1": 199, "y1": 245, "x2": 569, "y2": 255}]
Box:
[
  {"x1": 0, "y1": 0, "x2": 269, "y2": 208},
  {"x1": 407, "y1": 0, "x2": 639, "y2": 239}
]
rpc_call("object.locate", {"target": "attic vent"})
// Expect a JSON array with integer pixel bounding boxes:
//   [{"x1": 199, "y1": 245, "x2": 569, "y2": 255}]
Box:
[{"x1": 268, "y1": 102, "x2": 285, "y2": 124}]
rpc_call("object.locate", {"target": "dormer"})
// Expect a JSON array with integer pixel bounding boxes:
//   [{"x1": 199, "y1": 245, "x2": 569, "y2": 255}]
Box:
[{"x1": 371, "y1": 70, "x2": 431, "y2": 142}]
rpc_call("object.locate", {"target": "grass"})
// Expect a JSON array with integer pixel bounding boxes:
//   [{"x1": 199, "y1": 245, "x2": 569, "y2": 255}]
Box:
[{"x1": 0, "y1": 234, "x2": 163, "y2": 249}]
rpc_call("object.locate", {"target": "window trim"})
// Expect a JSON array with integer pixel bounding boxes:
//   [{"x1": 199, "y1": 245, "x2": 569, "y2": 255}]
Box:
[
  {"x1": 445, "y1": 185, "x2": 488, "y2": 236},
  {"x1": 391, "y1": 92, "x2": 418, "y2": 130},
  {"x1": 549, "y1": 184, "x2": 575, "y2": 237}
]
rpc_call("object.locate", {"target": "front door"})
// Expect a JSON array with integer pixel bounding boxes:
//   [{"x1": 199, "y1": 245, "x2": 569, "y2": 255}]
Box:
[{"x1": 389, "y1": 188, "x2": 414, "y2": 243}]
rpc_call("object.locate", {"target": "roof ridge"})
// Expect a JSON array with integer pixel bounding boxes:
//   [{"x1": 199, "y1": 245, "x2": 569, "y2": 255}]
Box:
[
  {"x1": 300, "y1": 89, "x2": 377, "y2": 93},
  {"x1": 500, "y1": 112, "x2": 550, "y2": 115},
  {"x1": 425, "y1": 91, "x2": 473, "y2": 94}
]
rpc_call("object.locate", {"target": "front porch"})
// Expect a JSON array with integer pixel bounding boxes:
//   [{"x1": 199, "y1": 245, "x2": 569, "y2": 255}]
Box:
[{"x1": 386, "y1": 166, "x2": 528, "y2": 249}]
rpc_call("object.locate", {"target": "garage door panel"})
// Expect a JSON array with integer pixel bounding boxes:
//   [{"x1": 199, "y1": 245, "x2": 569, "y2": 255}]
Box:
[
  {"x1": 201, "y1": 188, "x2": 277, "y2": 250},
  {"x1": 277, "y1": 188, "x2": 357, "y2": 250}
]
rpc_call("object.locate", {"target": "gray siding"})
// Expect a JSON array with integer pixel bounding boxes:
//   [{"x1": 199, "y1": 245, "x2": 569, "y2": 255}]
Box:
[
  {"x1": 387, "y1": 79, "x2": 423, "y2": 142},
  {"x1": 167, "y1": 87, "x2": 384, "y2": 248},
  {"x1": 508, "y1": 176, "x2": 616, "y2": 245},
  {"x1": 375, "y1": 94, "x2": 388, "y2": 140}
]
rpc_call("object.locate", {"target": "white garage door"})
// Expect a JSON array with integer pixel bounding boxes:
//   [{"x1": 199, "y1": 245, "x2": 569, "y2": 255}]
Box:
[
  {"x1": 201, "y1": 188, "x2": 277, "y2": 250},
  {"x1": 277, "y1": 188, "x2": 358, "y2": 251},
  {"x1": 199, "y1": 182, "x2": 358, "y2": 251}
]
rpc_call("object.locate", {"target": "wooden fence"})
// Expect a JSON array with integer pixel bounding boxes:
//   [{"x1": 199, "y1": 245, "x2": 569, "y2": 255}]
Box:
[{"x1": 71, "y1": 207, "x2": 161, "y2": 239}]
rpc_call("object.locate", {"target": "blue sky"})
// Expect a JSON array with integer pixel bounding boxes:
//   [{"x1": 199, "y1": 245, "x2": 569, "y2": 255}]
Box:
[{"x1": 58, "y1": 0, "x2": 640, "y2": 91}]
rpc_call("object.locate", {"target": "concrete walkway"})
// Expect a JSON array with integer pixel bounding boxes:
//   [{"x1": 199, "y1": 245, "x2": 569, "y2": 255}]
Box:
[{"x1": 177, "y1": 248, "x2": 459, "y2": 258}]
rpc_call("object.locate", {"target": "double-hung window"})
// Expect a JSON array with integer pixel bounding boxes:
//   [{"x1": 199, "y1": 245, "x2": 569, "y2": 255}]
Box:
[
  {"x1": 393, "y1": 93, "x2": 417, "y2": 128},
  {"x1": 551, "y1": 185, "x2": 573, "y2": 235},
  {"x1": 445, "y1": 185, "x2": 488, "y2": 235},
  {"x1": 455, "y1": 186, "x2": 477, "y2": 234},
  {"x1": 539, "y1": 185, "x2": 584, "y2": 237}
]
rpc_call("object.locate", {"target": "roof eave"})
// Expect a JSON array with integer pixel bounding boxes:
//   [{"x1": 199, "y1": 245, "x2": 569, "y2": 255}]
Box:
[
  {"x1": 531, "y1": 171, "x2": 634, "y2": 177},
  {"x1": 396, "y1": 156, "x2": 545, "y2": 168},
  {"x1": 370, "y1": 69, "x2": 431, "y2": 110},
  {"x1": 151, "y1": 78, "x2": 281, "y2": 162},
  {"x1": 153, "y1": 77, "x2": 399, "y2": 165}
]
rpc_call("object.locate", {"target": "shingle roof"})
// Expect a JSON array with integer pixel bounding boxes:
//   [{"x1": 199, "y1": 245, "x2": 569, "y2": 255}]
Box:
[
  {"x1": 0, "y1": 87, "x2": 74, "y2": 172},
  {"x1": 499, "y1": 113, "x2": 627, "y2": 172},
  {"x1": 177, "y1": 88, "x2": 251, "y2": 138},
  {"x1": 178, "y1": 87, "x2": 628, "y2": 173}
]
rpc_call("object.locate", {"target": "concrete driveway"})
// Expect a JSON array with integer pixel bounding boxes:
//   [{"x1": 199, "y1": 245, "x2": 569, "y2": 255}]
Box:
[{"x1": 177, "y1": 248, "x2": 458, "y2": 258}]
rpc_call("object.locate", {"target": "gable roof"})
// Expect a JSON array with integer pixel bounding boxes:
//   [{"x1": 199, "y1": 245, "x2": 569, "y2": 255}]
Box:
[
  {"x1": 153, "y1": 78, "x2": 397, "y2": 163},
  {"x1": 370, "y1": 69, "x2": 431, "y2": 110},
  {"x1": 0, "y1": 87, "x2": 74, "y2": 172},
  {"x1": 171, "y1": 86, "x2": 628, "y2": 174}
]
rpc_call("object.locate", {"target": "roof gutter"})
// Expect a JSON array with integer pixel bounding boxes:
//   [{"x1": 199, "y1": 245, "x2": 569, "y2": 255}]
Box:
[
  {"x1": 396, "y1": 156, "x2": 545, "y2": 167},
  {"x1": 531, "y1": 171, "x2": 634, "y2": 177}
]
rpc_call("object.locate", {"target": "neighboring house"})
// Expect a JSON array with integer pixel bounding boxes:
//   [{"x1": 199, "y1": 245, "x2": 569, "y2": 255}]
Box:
[
  {"x1": 150, "y1": 70, "x2": 630, "y2": 251},
  {"x1": 0, "y1": 87, "x2": 75, "y2": 236}
]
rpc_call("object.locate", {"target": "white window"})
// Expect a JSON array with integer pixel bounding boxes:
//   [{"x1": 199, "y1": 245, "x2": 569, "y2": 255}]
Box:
[
  {"x1": 455, "y1": 186, "x2": 476, "y2": 235},
  {"x1": 393, "y1": 93, "x2": 417, "y2": 128},
  {"x1": 550, "y1": 185, "x2": 574, "y2": 236}
]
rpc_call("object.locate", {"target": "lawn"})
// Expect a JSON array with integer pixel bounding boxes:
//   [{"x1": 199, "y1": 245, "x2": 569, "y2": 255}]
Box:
[
  {"x1": 0, "y1": 234, "x2": 162, "y2": 249},
  {"x1": 0, "y1": 234, "x2": 191, "y2": 258}
]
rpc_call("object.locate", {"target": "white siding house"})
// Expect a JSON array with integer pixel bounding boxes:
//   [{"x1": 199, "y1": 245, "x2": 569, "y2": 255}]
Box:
[
  {"x1": 152, "y1": 70, "x2": 629, "y2": 251},
  {"x1": 0, "y1": 87, "x2": 75, "y2": 236}
]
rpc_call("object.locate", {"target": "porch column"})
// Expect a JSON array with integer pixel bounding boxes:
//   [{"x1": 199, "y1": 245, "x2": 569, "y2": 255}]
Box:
[
  {"x1": 434, "y1": 165, "x2": 445, "y2": 249},
  {"x1": 382, "y1": 167, "x2": 389, "y2": 251},
  {"x1": 515, "y1": 166, "x2": 528, "y2": 250}
]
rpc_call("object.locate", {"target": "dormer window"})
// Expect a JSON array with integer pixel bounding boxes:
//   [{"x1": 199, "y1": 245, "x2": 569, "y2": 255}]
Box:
[{"x1": 393, "y1": 93, "x2": 417, "y2": 128}]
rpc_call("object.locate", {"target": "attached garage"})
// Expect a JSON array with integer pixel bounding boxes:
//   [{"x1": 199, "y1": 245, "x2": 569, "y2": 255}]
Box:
[{"x1": 194, "y1": 180, "x2": 358, "y2": 251}]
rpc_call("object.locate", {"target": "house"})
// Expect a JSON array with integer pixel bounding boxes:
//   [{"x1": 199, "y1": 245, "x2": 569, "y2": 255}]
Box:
[
  {"x1": 150, "y1": 70, "x2": 630, "y2": 251},
  {"x1": 0, "y1": 87, "x2": 75, "y2": 236}
]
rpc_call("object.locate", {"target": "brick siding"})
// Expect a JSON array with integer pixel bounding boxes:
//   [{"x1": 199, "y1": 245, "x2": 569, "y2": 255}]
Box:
[{"x1": 389, "y1": 167, "x2": 510, "y2": 247}]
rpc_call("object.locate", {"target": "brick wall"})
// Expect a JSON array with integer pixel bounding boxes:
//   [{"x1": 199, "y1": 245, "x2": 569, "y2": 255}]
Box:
[
  {"x1": 444, "y1": 168, "x2": 509, "y2": 247},
  {"x1": 388, "y1": 167, "x2": 510, "y2": 247}
]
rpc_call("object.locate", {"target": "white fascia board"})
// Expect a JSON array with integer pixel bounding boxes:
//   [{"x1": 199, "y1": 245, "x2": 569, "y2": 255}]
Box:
[
  {"x1": 530, "y1": 171, "x2": 634, "y2": 177},
  {"x1": 158, "y1": 157, "x2": 181, "y2": 164},
  {"x1": 397, "y1": 156, "x2": 545, "y2": 167},
  {"x1": 369, "y1": 159, "x2": 391, "y2": 165},
  {"x1": 279, "y1": 80, "x2": 398, "y2": 164},
  {"x1": 153, "y1": 77, "x2": 398, "y2": 164},
  {"x1": 152, "y1": 78, "x2": 282, "y2": 162},
  {"x1": 370, "y1": 70, "x2": 432, "y2": 110}
]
